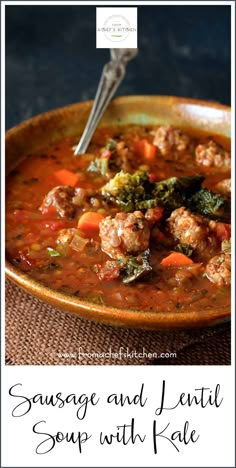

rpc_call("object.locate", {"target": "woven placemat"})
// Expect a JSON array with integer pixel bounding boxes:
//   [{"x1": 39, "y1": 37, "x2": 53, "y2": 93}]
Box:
[{"x1": 5, "y1": 279, "x2": 231, "y2": 365}]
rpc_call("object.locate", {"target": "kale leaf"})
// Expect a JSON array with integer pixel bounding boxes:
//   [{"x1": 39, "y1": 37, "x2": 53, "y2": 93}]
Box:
[
  {"x1": 174, "y1": 243, "x2": 193, "y2": 257},
  {"x1": 121, "y1": 249, "x2": 152, "y2": 284},
  {"x1": 102, "y1": 171, "x2": 204, "y2": 213},
  {"x1": 189, "y1": 188, "x2": 230, "y2": 221},
  {"x1": 101, "y1": 171, "x2": 156, "y2": 212},
  {"x1": 101, "y1": 170, "x2": 230, "y2": 221},
  {"x1": 153, "y1": 175, "x2": 204, "y2": 211},
  {"x1": 87, "y1": 138, "x2": 117, "y2": 176}
]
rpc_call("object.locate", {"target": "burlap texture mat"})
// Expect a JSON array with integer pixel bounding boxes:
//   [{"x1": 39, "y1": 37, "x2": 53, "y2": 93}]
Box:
[{"x1": 5, "y1": 279, "x2": 231, "y2": 365}]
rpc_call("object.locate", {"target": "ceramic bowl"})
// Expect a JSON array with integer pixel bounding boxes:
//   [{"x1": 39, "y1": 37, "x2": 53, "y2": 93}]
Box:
[{"x1": 6, "y1": 96, "x2": 231, "y2": 329}]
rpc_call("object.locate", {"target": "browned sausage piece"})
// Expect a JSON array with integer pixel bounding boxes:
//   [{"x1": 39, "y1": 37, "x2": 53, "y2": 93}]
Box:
[
  {"x1": 115, "y1": 141, "x2": 134, "y2": 172},
  {"x1": 205, "y1": 253, "x2": 231, "y2": 286},
  {"x1": 153, "y1": 125, "x2": 190, "y2": 156},
  {"x1": 40, "y1": 185, "x2": 75, "y2": 218},
  {"x1": 167, "y1": 207, "x2": 217, "y2": 256},
  {"x1": 99, "y1": 211, "x2": 150, "y2": 260},
  {"x1": 145, "y1": 206, "x2": 164, "y2": 226},
  {"x1": 195, "y1": 139, "x2": 230, "y2": 169}
]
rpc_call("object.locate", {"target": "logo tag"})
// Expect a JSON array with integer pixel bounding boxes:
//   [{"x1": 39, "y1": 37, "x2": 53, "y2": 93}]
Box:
[{"x1": 96, "y1": 7, "x2": 138, "y2": 49}]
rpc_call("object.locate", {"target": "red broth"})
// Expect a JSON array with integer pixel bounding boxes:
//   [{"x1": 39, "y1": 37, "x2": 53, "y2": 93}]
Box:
[{"x1": 6, "y1": 125, "x2": 231, "y2": 313}]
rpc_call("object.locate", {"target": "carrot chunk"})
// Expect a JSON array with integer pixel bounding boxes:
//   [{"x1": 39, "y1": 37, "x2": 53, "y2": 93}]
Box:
[
  {"x1": 54, "y1": 169, "x2": 79, "y2": 187},
  {"x1": 161, "y1": 252, "x2": 193, "y2": 267},
  {"x1": 78, "y1": 212, "x2": 105, "y2": 237},
  {"x1": 136, "y1": 139, "x2": 157, "y2": 159}
]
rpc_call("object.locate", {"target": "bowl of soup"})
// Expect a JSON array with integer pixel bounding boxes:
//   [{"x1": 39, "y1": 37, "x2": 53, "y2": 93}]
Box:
[{"x1": 5, "y1": 96, "x2": 231, "y2": 329}]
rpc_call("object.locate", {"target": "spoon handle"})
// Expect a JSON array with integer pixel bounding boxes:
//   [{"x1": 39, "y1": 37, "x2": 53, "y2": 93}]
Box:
[{"x1": 74, "y1": 48, "x2": 138, "y2": 155}]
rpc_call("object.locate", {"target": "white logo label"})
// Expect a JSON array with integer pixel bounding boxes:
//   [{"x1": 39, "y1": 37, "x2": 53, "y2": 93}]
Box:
[{"x1": 96, "y1": 7, "x2": 138, "y2": 49}]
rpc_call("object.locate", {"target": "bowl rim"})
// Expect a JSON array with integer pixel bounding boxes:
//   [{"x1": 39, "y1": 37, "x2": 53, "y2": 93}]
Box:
[
  {"x1": 6, "y1": 95, "x2": 231, "y2": 134},
  {"x1": 5, "y1": 95, "x2": 231, "y2": 330}
]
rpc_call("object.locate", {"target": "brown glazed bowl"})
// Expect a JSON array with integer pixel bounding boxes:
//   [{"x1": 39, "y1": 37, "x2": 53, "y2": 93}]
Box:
[{"x1": 6, "y1": 96, "x2": 231, "y2": 329}]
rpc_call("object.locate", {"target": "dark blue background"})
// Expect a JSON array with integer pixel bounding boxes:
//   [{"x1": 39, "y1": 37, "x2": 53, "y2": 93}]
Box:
[{"x1": 6, "y1": 5, "x2": 231, "y2": 130}]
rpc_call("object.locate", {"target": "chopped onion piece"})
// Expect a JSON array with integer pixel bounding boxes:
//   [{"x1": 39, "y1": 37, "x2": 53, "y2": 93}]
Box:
[
  {"x1": 69, "y1": 234, "x2": 89, "y2": 252},
  {"x1": 72, "y1": 188, "x2": 86, "y2": 206}
]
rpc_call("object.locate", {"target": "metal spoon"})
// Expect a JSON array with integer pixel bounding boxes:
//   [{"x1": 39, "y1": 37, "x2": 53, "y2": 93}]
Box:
[{"x1": 74, "y1": 48, "x2": 138, "y2": 155}]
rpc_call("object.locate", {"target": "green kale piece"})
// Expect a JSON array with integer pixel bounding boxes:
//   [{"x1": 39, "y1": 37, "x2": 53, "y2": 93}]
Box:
[
  {"x1": 101, "y1": 171, "x2": 156, "y2": 212},
  {"x1": 104, "y1": 138, "x2": 117, "y2": 152},
  {"x1": 47, "y1": 247, "x2": 61, "y2": 257},
  {"x1": 153, "y1": 175, "x2": 204, "y2": 211},
  {"x1": 121, "y1": 249, "x2": 152, "y2": 284},
  {"x1": 102, "y1": 171, "x2": 204, "y2": 213},
  {"x1": 87, "y1": 138, "x2": 117, "y2": 176},
  {"x1": 189, "y1": 188, "x2": 230, "y2": 221},
  {"x1": 174, "y1": 243, "x2": 193, "y2": 257}
]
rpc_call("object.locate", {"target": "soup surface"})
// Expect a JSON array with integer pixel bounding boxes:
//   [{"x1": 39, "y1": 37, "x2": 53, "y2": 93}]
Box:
[{"x1": 6, "y1": 124, "x2": 231, "y2": 313}]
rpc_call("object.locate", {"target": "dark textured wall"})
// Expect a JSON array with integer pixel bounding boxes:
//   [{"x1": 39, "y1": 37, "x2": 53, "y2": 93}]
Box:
[{"x1": 6, "y1": 5, "x2": 231, "y2": 130}]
